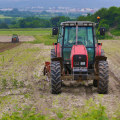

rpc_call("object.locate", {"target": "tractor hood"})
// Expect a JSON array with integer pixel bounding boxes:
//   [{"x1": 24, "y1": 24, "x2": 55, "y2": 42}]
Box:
[{"x1": 71, "y1": 45, "x2": 88, "y2": 68}]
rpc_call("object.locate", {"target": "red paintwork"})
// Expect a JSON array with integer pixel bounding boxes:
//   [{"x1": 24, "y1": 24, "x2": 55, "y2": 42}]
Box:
[
  {"x1": 45, "y1": 62, "x2": 51, "y2": 73},
  {"x1": 55, "y1": 44, "x2": 57, "y2": 54},
  {"x1": 96, "y1": 44, "x2": 102, "y2": 56},
  {"x1": 70, "y1": 45, "x2": 88, "y2": 69},
  {"x1": 54, "y1": 43, "x2": 61, "y2": 57},
  {"x1": 45, "y1": 62, "x2": 50, "y2": 66},
  {"x1": 57, "y1": 43, "x2": 61, "y2": 57}
]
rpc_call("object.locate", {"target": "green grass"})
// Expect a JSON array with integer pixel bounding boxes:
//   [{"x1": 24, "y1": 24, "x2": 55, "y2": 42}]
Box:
[
  {"x1": 1, "y1": 99, "x2": 120, "y2": 120},
  {"x1": 31, "y1": 35, "x2": 57, "y2": 45},
  {"x1": 110, "y1": 29, "x2": 120, "y2": 36},
  {"x1": 0, "y1": 15, "x2": 12, "y2": 19},
  {"x1": 97, "y1": 35, "x2": 113, "y2": 40},
  {"x1": 0, "y1": 28, "x2": 52, "y2": 36}
]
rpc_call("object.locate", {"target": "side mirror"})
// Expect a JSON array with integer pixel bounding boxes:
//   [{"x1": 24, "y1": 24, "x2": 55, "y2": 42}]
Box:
[
  {"x1": 52, "y1": 27, "x2": 58, "y2": 35},
  {"x1": 98, "y1": 43, "x2": 102, "y2": 46},
  {"x1": 100, "y1": 27, "x2": 105, "y2": 36},
  {"x1": 53, "y1": 43, "x2": 57, "y2": 45}
]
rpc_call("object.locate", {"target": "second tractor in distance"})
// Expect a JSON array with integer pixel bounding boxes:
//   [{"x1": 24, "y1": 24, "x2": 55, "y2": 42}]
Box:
[{"x1": 12, "y1": 34, "x2": 19, "y2": 43}]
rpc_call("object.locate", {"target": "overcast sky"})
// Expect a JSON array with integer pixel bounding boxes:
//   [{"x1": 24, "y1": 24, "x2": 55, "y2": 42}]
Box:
[{"x1": 0, "y1": 0, "x2": 120, "y2": 8}]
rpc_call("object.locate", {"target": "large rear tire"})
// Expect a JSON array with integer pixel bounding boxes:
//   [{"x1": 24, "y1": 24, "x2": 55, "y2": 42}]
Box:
[
  {"x1": 51, "y1": 61, "x2": 62, "y2": 94},
  {"x1": 98, "y1": 61, "x2": 109, "y2": 94},
  {"x1": 101, "y1": 49, "x2": 105, "y2": 56},
  {"x1": 51, "y1": 49, "x2": 56, "y2": 60}
]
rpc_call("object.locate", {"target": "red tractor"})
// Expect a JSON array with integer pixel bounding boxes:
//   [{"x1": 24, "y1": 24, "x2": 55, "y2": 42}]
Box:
[
  {"x1": 12, "y1": 34, "x2": 19, "y2": 43},
  {"x1": 44, "y1": 20, "x2": 109, "y2": 94}
]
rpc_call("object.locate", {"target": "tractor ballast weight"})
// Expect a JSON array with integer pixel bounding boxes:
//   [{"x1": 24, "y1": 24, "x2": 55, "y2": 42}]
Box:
[{"x1": 44, "y1": 21, "x2": 109, "y2": 94}]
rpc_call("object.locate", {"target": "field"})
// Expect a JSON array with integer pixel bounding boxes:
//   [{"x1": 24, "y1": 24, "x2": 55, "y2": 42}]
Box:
[
  {"x1": 0, "y1": 15, "x2": 12, "y2": 19},
  {"x1": 0, "y1": 29, "x2": 120, "y2": 119},
  {"x1": 110, "y1": 29, "x2": 120, "y2": 37},
  {"x1": 0, "y1": 28, "x2": 56, "y2": 45}
]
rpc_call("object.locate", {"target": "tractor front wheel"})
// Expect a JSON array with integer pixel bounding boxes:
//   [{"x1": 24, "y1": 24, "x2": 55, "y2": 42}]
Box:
[
  {"x1": 98, "y1": 61, "x2": 109, "y2": 94},
  {"x1": 51, "y1": 61, "x2": 62, "y2": 94}
]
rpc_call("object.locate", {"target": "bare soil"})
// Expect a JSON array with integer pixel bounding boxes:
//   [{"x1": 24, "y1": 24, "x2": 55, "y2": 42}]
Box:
[
  {"x1": 0, "y1": 43, "x2": 21, "y2": 52},
  {"x1": 0, "y1": 36, "x2": 35, "y2": 42},
  {"x1": 0, "y1": 40, "x2": 120, "y2": 118}
]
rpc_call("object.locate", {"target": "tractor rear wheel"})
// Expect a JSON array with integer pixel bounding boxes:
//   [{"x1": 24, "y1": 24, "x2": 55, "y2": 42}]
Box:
[
  {"x1": 101, "y1": 49, "x2": 105, "y2": 56},
  {"x1": 51, "y1": 61, "x2": 62, "y2": 94},
  {"x1": 98, "y1": 61, "x2": 109, "y2": 94},
  {"x1": 51, "y1": 49, "x2": 56, "y2": 59}
]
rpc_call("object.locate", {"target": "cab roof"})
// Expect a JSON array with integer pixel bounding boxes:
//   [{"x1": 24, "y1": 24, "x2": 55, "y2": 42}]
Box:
[{"x1": 61, "y1": 21, "x2": 96, "y2": 27}]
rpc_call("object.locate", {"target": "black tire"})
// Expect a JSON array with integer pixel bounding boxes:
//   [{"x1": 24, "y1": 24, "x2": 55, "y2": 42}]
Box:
[
  {"x1": 43, "y1": 67, "x2": 46, "y2": 76},
  {"x1": 101, "y1": 49, "x2": 105, "y2": 56},
  {"x1": 51, "y1": 61, "x2": 62, "y2": 94},
  {"x1": 93, "y1": 79, "x2": 98, "y2": 87},
  {"x1": 51, "y1": 49, "x2": 56, "y2": 60},
  {"x1": 98, "y1": 61, "x2": 109, "y2": 94}
]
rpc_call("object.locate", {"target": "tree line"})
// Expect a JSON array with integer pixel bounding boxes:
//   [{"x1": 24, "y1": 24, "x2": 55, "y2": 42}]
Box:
[
  {"x1": 0, "y1": 16, "x2": 71, "y2": 28},
  {"x1": 0, "y1": 6, "x2": 120, "y2": 29},
  {"x1": 77, "y1": 6, "x2": 120, "y2": 30}
]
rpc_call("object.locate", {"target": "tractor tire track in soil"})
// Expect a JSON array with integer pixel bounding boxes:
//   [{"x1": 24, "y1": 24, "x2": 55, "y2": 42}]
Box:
[
  {"x1": 109, "y1": 70, "x2": 120, "y2": 84},
  {"x1": 0, "y1": 43, "x2": 21, "y2": 52}
]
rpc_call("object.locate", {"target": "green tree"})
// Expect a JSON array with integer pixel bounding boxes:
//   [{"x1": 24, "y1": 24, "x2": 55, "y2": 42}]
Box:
[
  {"x1": 50, "y1": 16, "x2": 70, "y2": 27},
  {"x1": 19, "y1": 20, "x2": 26, "y2": 28},
  {"x1": 0, "y1": 23, "x2": 9, "y2": 29}
]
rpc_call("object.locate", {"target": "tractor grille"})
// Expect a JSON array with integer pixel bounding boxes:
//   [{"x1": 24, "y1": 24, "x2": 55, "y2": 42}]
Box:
[{"x1": 73, "y1": 55, "x2": 86, "y2": 67}]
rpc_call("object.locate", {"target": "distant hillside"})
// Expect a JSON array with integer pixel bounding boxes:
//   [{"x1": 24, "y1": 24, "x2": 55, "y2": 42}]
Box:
[
  {"x1": 0, "y1": 9, "x2": 81, "y2": 19},
  {"x1": 0, "y1": 0, "x2": 120, "y2": 8}
]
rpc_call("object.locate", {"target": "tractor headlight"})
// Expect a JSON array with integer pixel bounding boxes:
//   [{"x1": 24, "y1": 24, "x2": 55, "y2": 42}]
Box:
[{"x1": 80, "y1": 62, "x2": 85, "y2": 66}]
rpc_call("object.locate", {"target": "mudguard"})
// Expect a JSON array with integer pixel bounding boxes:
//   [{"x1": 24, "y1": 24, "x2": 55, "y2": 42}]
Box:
[
  {"x1": 96, "y1": 45, "x2": 102, "y2": 56},
  {"x1": 95, "y1": 56, "x2": 107, "y2": 62},
  {"x1": 51, "y1": 57, "x2": 63, "y2": 70},
  {"x1": 54, "y1": 43, "x2": 61, "y2": 57},
  {"x1": 94, "y1": 56, "x2": 107, "y2": 75}
]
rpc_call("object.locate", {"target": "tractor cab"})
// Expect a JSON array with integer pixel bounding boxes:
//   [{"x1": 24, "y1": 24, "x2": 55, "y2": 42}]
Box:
[{"x1": 59, "y1": 21, "x2": 96, "y2": 73}]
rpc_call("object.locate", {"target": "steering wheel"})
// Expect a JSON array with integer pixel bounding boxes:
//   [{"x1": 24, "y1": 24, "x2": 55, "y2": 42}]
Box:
[
  {"x1": 65, "y1": 41, "x2": 83, "y2": 46},
  {"x1": 77, "y1": 41, "x2": 83, "y2": 44},
  {"x1": 71, "y1": 41, "x2": 83, "y2": 45}
]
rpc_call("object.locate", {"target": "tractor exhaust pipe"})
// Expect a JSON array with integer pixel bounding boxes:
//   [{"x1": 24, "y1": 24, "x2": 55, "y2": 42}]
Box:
[{"x1": 76, "y1": 22, "x2": 78, "y2": 45}]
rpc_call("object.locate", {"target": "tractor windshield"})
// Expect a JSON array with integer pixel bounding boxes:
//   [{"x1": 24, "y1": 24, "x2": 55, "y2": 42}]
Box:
[
  {"x1": 63, "y1": 26, "x2": 95, "y2": 63},
  {"x1": 64, "y1": 26, "x2": 93, "y2": 47}
]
